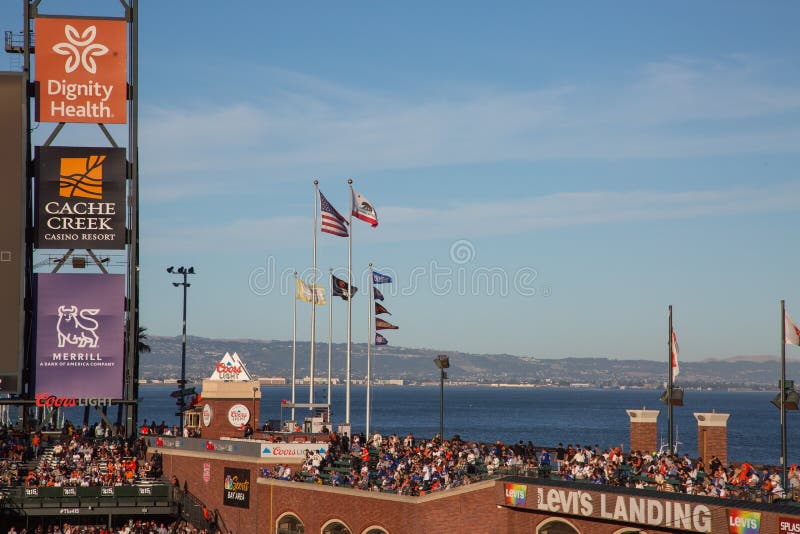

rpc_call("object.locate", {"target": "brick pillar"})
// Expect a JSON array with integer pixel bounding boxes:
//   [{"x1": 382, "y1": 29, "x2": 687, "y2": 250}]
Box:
[
  {"x1": 199, "y1": 379, "x2": 261, "y2": 439},
  {"x1": 694, "y1": 412, "x2": 730, "y2": 466},
  {"x1": 626, "y1": 409, "x2": 659, "y2": 454}
]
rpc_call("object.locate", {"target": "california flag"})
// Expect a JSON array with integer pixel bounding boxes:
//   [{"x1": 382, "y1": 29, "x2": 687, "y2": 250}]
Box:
[
  {"x1": 787, "y1": 311, "x2": 800, "y2": 346},
  {"x1": 352, "y1": 188, "x2": 378, "y2": 227},
  {"x1": 671, "y1": 330, "x2": 679, "y2": 381}
]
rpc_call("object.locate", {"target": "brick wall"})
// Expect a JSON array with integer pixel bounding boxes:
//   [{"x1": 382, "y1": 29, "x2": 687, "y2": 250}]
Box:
[
  {"x1": 153, "y1": 446, "x2": 799, "y2": 534},
  {"x1": 695, "y1": 412, "x2": 729, "y2": 465},
  {"x1": 626, "y1": 409, "x2": 659, "y2": 454},
  {"x1": 199, "y1": 398, "x2": 260, "y2": 440}
]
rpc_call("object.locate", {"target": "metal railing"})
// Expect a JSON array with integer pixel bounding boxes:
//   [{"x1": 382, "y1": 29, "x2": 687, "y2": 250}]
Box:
[{"x1": 172, "y1": 484, "x2": 222, "y2": 533}]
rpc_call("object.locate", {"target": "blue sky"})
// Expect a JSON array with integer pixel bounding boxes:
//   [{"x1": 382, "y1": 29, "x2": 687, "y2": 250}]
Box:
[{"x1": 6, "y1": 1, "x2": 800, "y2": 361}]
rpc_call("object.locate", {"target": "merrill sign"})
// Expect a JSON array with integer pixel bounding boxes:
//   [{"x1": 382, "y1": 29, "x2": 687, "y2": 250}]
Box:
[{"x1": 34, "y1": 273, "x2": 124, "y2": 398}]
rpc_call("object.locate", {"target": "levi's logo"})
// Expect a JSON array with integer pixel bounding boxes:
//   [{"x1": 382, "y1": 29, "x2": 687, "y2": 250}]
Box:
[{"x1": 60, "y1": 155, "x2": 105, "y2": 199}]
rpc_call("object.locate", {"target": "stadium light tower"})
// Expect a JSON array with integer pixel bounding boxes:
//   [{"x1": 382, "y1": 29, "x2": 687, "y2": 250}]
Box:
[
  {"x1": 434, "y1": 355, "x2": 450, "y2": 441},
  {"x1": 167, "y1": 266, "x2": 195, "y2": 435}
]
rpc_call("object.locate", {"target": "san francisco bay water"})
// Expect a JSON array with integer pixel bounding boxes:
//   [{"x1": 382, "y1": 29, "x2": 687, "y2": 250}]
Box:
[{"x1": 124, "y1": 385, "x2": 793, "y2": 466}]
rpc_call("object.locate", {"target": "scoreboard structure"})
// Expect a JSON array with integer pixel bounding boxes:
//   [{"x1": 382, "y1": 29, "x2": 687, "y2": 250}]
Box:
[{"x1": 2, "y1": 1, "x2": 141, "y2": 435}]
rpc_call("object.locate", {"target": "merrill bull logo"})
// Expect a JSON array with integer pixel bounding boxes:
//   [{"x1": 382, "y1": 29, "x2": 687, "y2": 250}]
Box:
[{"x1": 57, "y1": 305, "x2": 99, "y2": 348}]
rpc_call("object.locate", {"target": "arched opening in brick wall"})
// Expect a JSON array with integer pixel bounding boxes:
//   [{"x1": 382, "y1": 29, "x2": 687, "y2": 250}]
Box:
[
  {"x1": 277, "y1": 512, "x2": 305, "y2": 534},
  {"x1": 537, "y1": 518, "x2": 581, "y2": 534},
  {"x1": 612, "y1": 528, "x2": 647, "y2": 534},
  {"x1": 322, "y1": 519, "x2": 352, "y2": 534},
  {"x1": 362, "y1": 527, "x2": 389, "y2": 534}
]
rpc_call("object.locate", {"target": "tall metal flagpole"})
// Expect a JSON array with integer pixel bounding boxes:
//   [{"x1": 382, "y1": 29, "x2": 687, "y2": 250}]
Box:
[
  {"x1": 346, "y1": 179, "x2": 354, "y2": 426},
  {"x1": 781, "y1": 300, "x2": 787, "y2": 489},
  {"x1": 292, "y1": 272, "x2": 297, "y2": 423},
  {"x1": 668, "y1": 305, "x2": 674, "y2": 455},
  {"x1": 327, "y1": 268, "x2": 333, "y2": 409},
  {"x1": 366, "y1": 263, "x2": 373, "y2": 438},
  {"x1": 310, "y1": 180, "x2": 319, "y2": 412}
]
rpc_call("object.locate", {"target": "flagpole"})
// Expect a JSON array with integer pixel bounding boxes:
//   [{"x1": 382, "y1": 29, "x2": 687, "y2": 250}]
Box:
[
  {"x1": 310, "y1": 180, "x2": 318, "y2": 413},
  {"x1": 781, "y1": 299, "x2": 787, "y2": 489},
  {"x1": 292, "y1": 271, "x2": 297, "y2": 423},
  {"x1": 667, "y1": 304, "x2": 674, "y2": 455},
  {"x1": 366, "y1": 262, "x2": 373, "y2": 438},
  {"x1": 346, "y1": 178, "x2": 353, "y2": 427},
  {"x1": 327, "y1": 268, "x2": 333, "y2": 410}
]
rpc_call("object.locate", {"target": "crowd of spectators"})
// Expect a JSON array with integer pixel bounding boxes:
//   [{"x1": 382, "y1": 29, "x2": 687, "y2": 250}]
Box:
[
  {"x1": 28, "y1": 433, "x2": 155, "y2": 487},
  {"x1": 2, "y1": 422, "x2": 799, "y2": 504},
  {"x1": 0, "y1": 421, "x2": 158, "y2": 488},
  {"x1": 257, "y1": 430, "x2": 800, "y2": 502},
  {"x1": 261, "y1": 431, "x2": 527, "y2": 495},
  {"x1": 139, "y1": 420, "x2": 199, "y2": 438},
  {"x1": 5, "y1": 519, "x2": 212, "y2": 534}
]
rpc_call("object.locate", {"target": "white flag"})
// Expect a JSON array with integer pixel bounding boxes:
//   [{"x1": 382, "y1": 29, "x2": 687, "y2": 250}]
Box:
[
  {"x1": 671, "y1": 330, "x2": 679, "y2": 381},
  {"x1": 296, "y1": 279, "x2": 326, "y2": 305},
  {"x1": 786, "y1": 311, "x2": 800, "y2": 346}
]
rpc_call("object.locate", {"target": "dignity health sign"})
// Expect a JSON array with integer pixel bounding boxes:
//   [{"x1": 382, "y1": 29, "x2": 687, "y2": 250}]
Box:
[
  {"x1": 34, "y1": 273, "x2": 124, "y2": 398},
  {"x1": 34, "y1": 17, "x2": 127, "y2": 123}
]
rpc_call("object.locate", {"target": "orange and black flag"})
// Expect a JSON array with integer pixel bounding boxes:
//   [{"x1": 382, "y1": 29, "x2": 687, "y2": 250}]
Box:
[
  {"x1": 375, "y1": 318, "x2": 398, "y2": 330},
  {"x1": 375, "y1": 302, "x2": 391, "y2": 315},
  {"x1": 331, "y1": 274, "x2": 357, "y2": 300}
]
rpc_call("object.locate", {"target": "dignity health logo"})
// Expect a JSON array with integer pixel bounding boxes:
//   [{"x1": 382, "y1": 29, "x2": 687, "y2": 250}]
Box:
[{"x1": 52, "y1": 25, "x2": 109, "y2": 74}]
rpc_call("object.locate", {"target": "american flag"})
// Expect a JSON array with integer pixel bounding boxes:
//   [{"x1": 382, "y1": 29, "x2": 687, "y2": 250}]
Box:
[{"x1": 319, "y1": 190, "x2": 348, "y2": 237}]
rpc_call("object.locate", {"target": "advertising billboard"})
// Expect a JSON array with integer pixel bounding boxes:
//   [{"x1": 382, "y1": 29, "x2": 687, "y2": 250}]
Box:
[
  {"x1": 779, "y1": 516, "x2": 800, "y2": 534},
  {"x1": 728, "y1": 509, "x2": 761, "y2": 534},
  {"x1": 34, "y1": 273, "x2": 125, "y2": 398},
  {"x1": 34, "y1": 17, "x2": 127, "y2": 123},
  {"x1": 0, "y1": 73, "x2": 26, "y2": 394},
  {"x1": 35, "y1": 146, "x2": 126, "y2": 250},
  {"x1": 223, "y1": 467, "x2": 250, "y2": 508}
]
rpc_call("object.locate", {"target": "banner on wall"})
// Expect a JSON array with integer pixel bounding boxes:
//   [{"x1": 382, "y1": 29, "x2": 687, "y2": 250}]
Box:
[
  {"x1": 223, "y1": 467, "x2": 250, "y2": 508},
  {"x1": 35, "y1": 146, "x2": 126, "y2": 250},
  {"x1": 34, "y1": 273, "x2": 125, "y2": 398},
  {"x1": 34, "y1": 17, "x2": 127, "y2": 123}
]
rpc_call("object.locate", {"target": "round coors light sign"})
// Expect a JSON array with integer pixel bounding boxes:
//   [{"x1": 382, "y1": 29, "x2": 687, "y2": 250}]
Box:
[
  {"x1": 227, "y1": 404, "x2": 250, "y2": 427},
  {"x1": 202, "y1": 404, "x2": 213, "y2": 427}
]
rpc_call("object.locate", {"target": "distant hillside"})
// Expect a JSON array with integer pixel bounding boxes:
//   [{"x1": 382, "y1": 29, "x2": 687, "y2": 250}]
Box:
[{"x1": 138, "y1": 335, "x2": 798, "y2": 390}]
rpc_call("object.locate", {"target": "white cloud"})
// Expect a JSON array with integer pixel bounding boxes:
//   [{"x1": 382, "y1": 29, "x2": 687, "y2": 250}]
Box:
[
  {"x1": 138, "y1": 55, "x2": 800, "y2": 202},
  {"x1": 141, "y1": 182, "x2": 800, "y2": 253}
]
